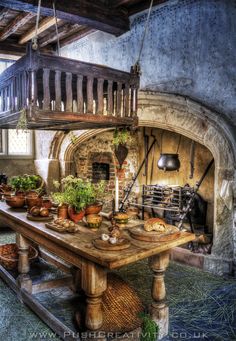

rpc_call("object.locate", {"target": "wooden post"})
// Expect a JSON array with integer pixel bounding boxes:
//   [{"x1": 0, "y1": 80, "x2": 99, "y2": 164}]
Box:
[
  {"x1": 55, "y1": 70, "x2": 61, "y2": 111},
  {"x1": 124, "y1": 83, "x2": 129, "y2": 117},
  {"x1": 43, "y1": 68, "x2": 51, "y2": 111},
  {"x1": 77, "y1": 75, "x2": 84, "y2": 114},
  {"x1": 148, "y1": 251, "x2": 170, "y2": 339},
  {"x1": 16, "y1": 233, "x2": 32, "y2": 294},
  {"x1": 107, "y1": 80, "x2": 113, "y2": 115},
  {"x1": 87, "y1": 76, "x2": 94, "y2": 114},
  {"x1": 66, "y1": 72, "x2": 73, "y2": 112},
  {"x1": 116, "y1": 82, "x2": 122, "y2": 117},
  {"x1": 97, "y1": 78, "x2": 104, "y2": 115},
  {"x1": 81, "y1": 259, "x2": 107, "y2": 331}
]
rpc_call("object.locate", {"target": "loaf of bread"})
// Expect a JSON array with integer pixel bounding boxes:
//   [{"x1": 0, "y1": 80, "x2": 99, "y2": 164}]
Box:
[{"x1": 144, "y1": 218, "x2": 167, "y2": 232}]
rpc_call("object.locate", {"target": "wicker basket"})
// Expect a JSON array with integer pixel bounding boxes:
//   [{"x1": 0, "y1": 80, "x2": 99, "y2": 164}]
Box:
[
  {"x1": 0, "y1": 243, "x2": 38, "y2": 270},
  {"x1": 76, "y1": 272, "x2": 144, "y2": 333}
]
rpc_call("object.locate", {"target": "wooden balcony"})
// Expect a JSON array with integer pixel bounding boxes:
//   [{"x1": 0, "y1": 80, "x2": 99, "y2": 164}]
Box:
[{"x1": 0, "y1": 48, "x2": 139, "y2": 130}]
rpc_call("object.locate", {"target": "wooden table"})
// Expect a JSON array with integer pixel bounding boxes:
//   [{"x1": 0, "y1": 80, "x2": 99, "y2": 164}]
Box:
[{"x1": 0, "y1": 203, "x2": 195, "y2": 339}]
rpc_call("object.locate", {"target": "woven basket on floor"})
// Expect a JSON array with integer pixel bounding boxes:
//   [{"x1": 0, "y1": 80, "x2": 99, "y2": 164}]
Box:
[
  {"x1": 0, "y1": 243, "x2": 38, "y2": 270},
  {"x1": 76, "y1": 272, "x2": 144, "y2": 333}
]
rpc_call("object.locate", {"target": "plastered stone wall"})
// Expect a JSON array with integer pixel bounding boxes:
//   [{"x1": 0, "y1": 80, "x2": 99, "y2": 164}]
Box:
[{"x1": 61, "y1": 0, "x2": 236, "y2": 133}]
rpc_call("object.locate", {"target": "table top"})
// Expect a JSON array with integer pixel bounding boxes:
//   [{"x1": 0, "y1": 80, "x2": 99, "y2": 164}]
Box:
[{"x1": 0, "y1": 203, "x2": 195, "y2": 269}]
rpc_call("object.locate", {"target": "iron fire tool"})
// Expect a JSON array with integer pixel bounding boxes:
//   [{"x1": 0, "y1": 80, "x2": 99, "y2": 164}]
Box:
[
  {"x1": 119, "y1": 136, "x2": 157, "y2": 211},
  {"x1": 178, "y1": 158, "x2": 214, "y2": 230}
]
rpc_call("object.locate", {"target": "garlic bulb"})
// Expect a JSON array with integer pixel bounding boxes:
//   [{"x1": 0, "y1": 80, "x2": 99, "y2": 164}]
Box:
[{"x1": 101, "y1": 233, "x2": 109, "y2": 241}]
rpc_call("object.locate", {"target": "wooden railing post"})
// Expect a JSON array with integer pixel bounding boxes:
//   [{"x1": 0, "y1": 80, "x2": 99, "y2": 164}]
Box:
[
  {"x1": 107, "y1": 80, "x2": 113, "y2": 116},
  {"x1": 116, "y1": 82, "x2": 122, "y2": 117},
  {"x1": 87, "y1": 76, "x2": 94, "y2": 114},
  {"x1": 97, "y1": 78, "x2": 104, "y2": 115},
  {"x1": 66, "y1": 72, "x2": 73, "y2": 112},
  {"x1": 77, "y1": 75, "x2": 83, "y2": 114},
  {"x1": 55, "y1": 70, "x2": 61, "y2": 111},
  {"x1": 43, "y1": 68, "x2": 50, "y2": 111}
]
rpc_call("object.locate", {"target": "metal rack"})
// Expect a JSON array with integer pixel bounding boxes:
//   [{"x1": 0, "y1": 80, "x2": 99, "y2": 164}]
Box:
[{"x1": 128, "y1": 184, "x2": 195, "y2": 224}]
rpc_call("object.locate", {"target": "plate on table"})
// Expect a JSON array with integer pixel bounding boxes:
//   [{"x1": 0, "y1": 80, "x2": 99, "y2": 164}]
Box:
[
  {"x1": 129, "y1": 224, "x2": 180, "y2": 242},
  {"x1": 27, "y1": 214, "x2": 54, "y2": 222},
  {"x1": 93, "y1": 238, "x2": 130, "y2": 251},
  {"x1": 45, "y1": 222, "x2": 79, "y2": 233}
]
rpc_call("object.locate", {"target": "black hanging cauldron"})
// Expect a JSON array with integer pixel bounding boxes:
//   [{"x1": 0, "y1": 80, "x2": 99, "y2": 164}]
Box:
[{"x1": 157, "y1": 153, "x2": 180, "y2": 172}]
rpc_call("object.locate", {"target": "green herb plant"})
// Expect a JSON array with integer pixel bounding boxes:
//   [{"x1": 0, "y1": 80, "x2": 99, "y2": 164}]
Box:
[
  {"x1": 140, "y1": 312, "x2": 159, "y2": 341},
  {"x1": 113, "y1": 128, "x2": 132, "y2": 149},
  {"x1": 52, "y1": 175, "x2": 106, "y2": 213},
  {"x1": 9, "y1": 174, "x2": 42, "y2": 192}
]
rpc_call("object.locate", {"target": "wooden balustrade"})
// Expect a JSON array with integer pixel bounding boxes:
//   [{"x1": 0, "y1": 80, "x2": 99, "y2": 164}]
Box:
[{"x1": 0, "y1": 49, "x2": 139, "y2": 130}]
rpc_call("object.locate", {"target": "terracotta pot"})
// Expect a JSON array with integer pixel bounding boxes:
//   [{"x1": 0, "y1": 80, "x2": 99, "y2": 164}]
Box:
[
  {"x1": 25, "y1": 195, "x2": 42, "y2": 209},
  {"x1": 42, "y1": 198, "x2": 52, "y2": 209},
  {"x1": 85, "y1": 202, "x2": 103, "y2": 215},
  {"x1": 5, "y1": 195, "x2": 25, "y2": 208},
  {"x1": 57, "y1": 203, "x2": 69, "y2": 219},
  {"x1": 68, "y1": 206, "x2": 85, "y2": 223}
]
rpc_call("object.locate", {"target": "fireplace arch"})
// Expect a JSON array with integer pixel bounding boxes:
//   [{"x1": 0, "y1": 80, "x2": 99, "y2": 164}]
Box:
[{"x1": 51, "y1": 91, "x2": 236, "y2": 275}]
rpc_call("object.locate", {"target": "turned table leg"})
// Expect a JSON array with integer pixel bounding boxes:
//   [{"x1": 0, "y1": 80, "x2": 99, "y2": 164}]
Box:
[
  {"x1": 148, "y1": 250, "x2": 170, "y2": 339},
  {"x1": 16, "y1": 233, "x2": 32, "y2": 293},
  {"x1": 81, "y1": 259, "x2": 107, "y2": 331}
]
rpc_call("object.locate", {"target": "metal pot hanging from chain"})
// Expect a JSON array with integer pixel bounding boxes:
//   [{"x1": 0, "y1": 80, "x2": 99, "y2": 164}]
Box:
[{"x1": 157, "y1": 131, "x2": 181, "y2": 171}]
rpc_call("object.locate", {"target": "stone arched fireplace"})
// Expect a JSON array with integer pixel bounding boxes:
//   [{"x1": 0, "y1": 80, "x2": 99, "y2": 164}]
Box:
[{"x1": 46, "y1": 91, "x2": 236, "y2": 275}]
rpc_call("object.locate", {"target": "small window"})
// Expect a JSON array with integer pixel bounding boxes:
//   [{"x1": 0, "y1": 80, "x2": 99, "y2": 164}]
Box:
[{"x1": 0, "y1": 129, "x2": 33, "y2": 158}]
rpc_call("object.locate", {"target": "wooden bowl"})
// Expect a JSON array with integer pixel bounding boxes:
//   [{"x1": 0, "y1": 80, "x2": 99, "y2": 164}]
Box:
[{"x1": 5, "y1": 195, "x2": 25, "y2": 208}]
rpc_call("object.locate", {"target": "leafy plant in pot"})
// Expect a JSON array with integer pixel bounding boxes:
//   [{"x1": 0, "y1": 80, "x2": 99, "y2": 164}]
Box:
[
  {"x1": 8, "y1": 174, "x2": 44, "y2": 209},
  {"x1": 52, "y1": 176, "x2": 106, "y2": 223},
  {"x1": 113, "y1": 128, "x2": 131, "y2": 169}
]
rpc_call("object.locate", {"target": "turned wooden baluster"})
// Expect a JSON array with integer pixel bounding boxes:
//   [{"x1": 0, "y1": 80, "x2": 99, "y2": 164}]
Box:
[
  {"x1": 55, "y1": 70, "x2": 61, "y2": 111},
  {"x1": 97, "y1": 78, "x2": 104, "y2": 115},
  {"x1": 66, "y1": 72, "x2": 73, "y2": 112},
  {"x1": 107, "y1": 80, "x2": 113, "y2": 115},
  {"x1": 87, "y1": 76, "x2": 94, "y2": 114},
  {"x1": 124, "y1": 84, "x2": 130, "y2": 117},
  {"x1": 81, "y1": 259, "x2": 107, "y2": 330},
  {"x1": 77, "y1": 75, "x2": 84, "y2": 114},
  {"x1": 31, "y1": 71, "x2": 37, "y2": 108},
  {"x1": 130, "y1": 86, "x2": 138, "y2": 117},
  {"x1": 148, "y1": 251, "x2": 170, "y2": 339},
  {"x1": 21, "y1": 71, "x2": 26, "y2": 107},
  {"x1": 16, "y1": 233, "x2": 32, "y2": 294},
  {"x1": 43, "y1": 68, "x2": 51, "y2": 111},
  {"x1": 0, "y1": 90, "x2": 3, "y2": 112},
  {"x1": 116, "y1": 82, "x2": 122, "y2": 117}
]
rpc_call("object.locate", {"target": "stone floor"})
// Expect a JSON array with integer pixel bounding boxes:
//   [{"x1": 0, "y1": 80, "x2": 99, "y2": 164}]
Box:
[{"x1": 0, "y1": 228, "x2": 236, "y2": 341}]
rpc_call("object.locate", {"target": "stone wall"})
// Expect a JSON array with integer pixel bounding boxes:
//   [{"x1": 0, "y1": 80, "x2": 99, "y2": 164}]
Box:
[
  {"x1": 61, "y1": 0, "x2": 236, "y2": 134},
  {"x1": 68, "y1": 131, "x2": 140, "y2": 209}
]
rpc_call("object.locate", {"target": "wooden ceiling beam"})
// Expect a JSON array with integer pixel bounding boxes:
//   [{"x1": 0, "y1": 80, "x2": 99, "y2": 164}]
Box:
[
  {"x1": 0, "y1": 38, "x2": 55, "y2": 59},
  {"x1": 0, "y1": 11, "x2": 35, "y2": 41},
  {"x1": 0, "y1": 0, "x2": 129, "y2": 36},
  {"x1": 60, "y1": 27, "x2": 96, "y2": 48},
  {"x1": 111, "y1": 0, "x2": 140, "y2": 8},
  {"x1": 19, "y1": 17, "x2": 62, "y2": 45},
  {"x1": 0, "y1": 7, "x2": 11, "y2": 21},
  {"x1": 39, "y1": 23, "x2": 81, "y2": 47},
  {"x1": 128, "y1": 0, "x2": 167, "y2": 15}
]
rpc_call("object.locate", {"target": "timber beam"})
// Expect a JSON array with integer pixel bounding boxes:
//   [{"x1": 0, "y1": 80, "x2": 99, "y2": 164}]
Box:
[{"x1": 0, "y1": 0, "x2": 129, "y2": 36}]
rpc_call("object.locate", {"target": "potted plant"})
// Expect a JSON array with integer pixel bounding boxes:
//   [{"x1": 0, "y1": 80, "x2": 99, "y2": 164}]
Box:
[
  {"x1": 52, "y1": 176, "x2": 106, "y2": 223},
  {"x1": 9, "y1": 174, "x2": 43, "y2": 195},
  {"x1": 113, "y1": 128, "x2": 130, "y2": 169},
  {"x1": 8, "y1": 174, "x2": 44, "y2": 209}
]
